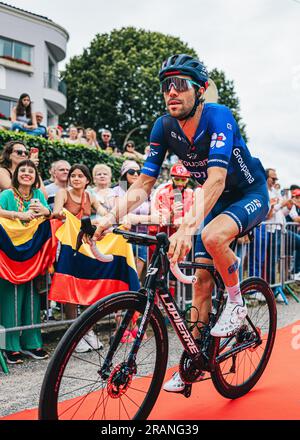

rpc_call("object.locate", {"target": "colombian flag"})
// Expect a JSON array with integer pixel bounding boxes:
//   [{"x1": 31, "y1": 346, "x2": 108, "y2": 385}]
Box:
[
  {"x1": 0, "y1": 217, "x2": 59, "y2": 284},
  {"x1": 49, "y1": 210, "x2": 140, "y2": 305}
]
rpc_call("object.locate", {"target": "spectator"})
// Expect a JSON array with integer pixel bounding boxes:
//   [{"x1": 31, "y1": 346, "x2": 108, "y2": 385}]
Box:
[
  {"x1": 0, "y1": 140, "x2": 47, "y2": 197},
  {"x1": 123, "y1": 140, "x2": 144, "y2": 162},
  {"x1": 265, "y1": 168, "x2": 293, "y2": 293},
  {"x1": 0, "y1": 140, "x2": 29, "y2": 191},
  {"x1": 43, "y1": 161, "x2": 57, "y2": 185},
  {"x1": 10, "y1": 93, "x2": 43, "y2": 137},
  {"x1": 35, "y1": 112, "x2": 47, "y2": 138},
  {"x1": 144, "y1": 145, "x2": 151, "y2": 160},
  {"x1": 112, "y1": 160, "x2": 152, "y2": 280},
  {"x1": 85, "y1": 128, "x2": 100, "y2": 150},
  {"x1": 149, "y1": 163, "x2": 193, "y2": 296},
  {"x1": 47, "y1": 126, "x2": 61, "y2": 141},
  {"x1": 91, "y1": 164, "x2": 114, "y2": 212},
  {"x1": 52, "y1": 164, "x2": 106, "y2": 351},
  {"x1": 45, "y1": 160, "x2": 71, "y2": 210},
  {"x1": 64, "y1": 126, "x2": 79, "y2": 145},
  {"x1": 99, "y1": 129, "x2": 116, "y2": 153},
  {"x1": 77, "y1": 126, "x2": 87, "y2": 145},
  {"x1": 0, "y1": 159, "x2": 51, "y2": 364},
  {"x1": 287, "y1": 188, "x2": 300, "y2": 280}
]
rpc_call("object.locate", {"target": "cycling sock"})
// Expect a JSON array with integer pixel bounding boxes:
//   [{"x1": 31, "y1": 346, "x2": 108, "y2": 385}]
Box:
[{"x1": 226, "y1": 283, "x2": 243, "y2": 305}]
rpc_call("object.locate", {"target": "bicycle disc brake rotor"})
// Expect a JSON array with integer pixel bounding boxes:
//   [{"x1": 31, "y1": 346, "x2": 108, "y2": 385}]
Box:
[
  {"x1": 179, "y1": 350, "x2": 204, "y2": 384},
  {"x1": 107, "y1": 363, "x2": 134, "y2": 398}
]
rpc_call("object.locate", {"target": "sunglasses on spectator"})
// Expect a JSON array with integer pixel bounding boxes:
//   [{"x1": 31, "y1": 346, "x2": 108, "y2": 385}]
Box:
[
  {"x1": 14, "y1": 150, "x2": 28, "y2": 157},
  {"x1": 103, "y1": 134, "x2": 110, "y2": 138},
  {"x1": 172, "y1": 177, "x2": 188, "y2": 183},
  {"x1": 127, "y1": 169, "x2": 140, "y2": 176},
  {"x1": 161, "y1": 76, "x2": 200, "y2": 93},
  {"x1": 270, "y1": 177, "x2": 278, "y2": 182}
]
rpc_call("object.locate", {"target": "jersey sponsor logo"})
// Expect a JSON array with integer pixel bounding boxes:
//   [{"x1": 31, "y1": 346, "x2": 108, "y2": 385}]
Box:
[
  {"x1": 187, "y1": 152, "x2": 198, "y2": 160},
  {"x1": 227, "y1": 123, "x2": 232, "y2": 130},
  {"x1": 232, "y1": 148, "x2": 255, "y2": 184},
  {"x1": 171, "y1": 131, "x2": 188, "y2": 144},
  {"x1": 244, "y1": 198, "x2": 262, "y2": 214},
  {"x1": 210, "y1": 132, "x2": 226, "y2": 149},
  {"x1": 191, "y1": 170, "x2": 207, "y2": 180},
  {"x1": 182, "y1": 158, "x2": 208, "y2": 168},
  {"x1": 149, "y1": 148, "x2": 158, "y2": 157}
]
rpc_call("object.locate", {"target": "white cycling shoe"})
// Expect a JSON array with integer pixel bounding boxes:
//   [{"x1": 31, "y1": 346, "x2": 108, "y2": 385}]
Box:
[
  {"x1": 163, "y1": 371, "x2": 205, "y2": 393},
  {"x1": 210, "y1": 299, "x2": 247, "y2": 337}
]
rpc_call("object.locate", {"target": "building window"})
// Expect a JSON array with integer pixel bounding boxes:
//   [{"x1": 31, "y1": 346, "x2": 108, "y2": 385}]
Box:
[
  {"x1": 0, "y1": 36, "x2": 32, "y2": 65},
  {"x1": 0, "y1": 97, "x2": 16, "y2": 119}
]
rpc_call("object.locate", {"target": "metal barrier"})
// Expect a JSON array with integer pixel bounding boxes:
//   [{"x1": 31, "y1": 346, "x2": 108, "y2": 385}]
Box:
[{"x1": 0, "y1": 221, "x2": 299, "y2": 357}]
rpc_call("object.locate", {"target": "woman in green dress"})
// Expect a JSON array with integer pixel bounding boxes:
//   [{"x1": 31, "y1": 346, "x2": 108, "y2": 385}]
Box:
[{"x1": 0, "y1": 160, "x2": 51, "y2": 364}]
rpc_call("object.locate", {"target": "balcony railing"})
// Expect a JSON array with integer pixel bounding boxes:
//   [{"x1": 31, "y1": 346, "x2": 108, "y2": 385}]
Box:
[{"x1": 44, "y1": 73, "x2": 67, "y2": 96}]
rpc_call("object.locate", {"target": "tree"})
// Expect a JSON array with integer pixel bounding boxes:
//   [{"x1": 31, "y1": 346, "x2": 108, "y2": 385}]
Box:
[
  {"x1": 60, "y1": 27, "x2": 247, "y2": 149},
  {"x1": 210, "y1": 69, "x2": 247, "y2": 141}
]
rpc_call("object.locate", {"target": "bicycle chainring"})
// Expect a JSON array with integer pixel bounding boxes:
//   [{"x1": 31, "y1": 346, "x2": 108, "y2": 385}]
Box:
[{"x1": 179, "y1": 350, "x2": 204, "y2": 384}]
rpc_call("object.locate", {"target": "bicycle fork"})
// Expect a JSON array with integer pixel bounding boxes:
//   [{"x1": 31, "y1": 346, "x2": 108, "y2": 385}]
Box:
[{"x1": 99, "y1": 289, "x2": 156, "y2": 381}]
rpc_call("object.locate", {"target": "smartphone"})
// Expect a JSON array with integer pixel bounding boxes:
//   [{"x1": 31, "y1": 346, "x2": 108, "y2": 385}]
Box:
[
  {"x1": 173, "y1": 189, "x2": 182, "y2": 204},
  {"x1": 29, "y1": 147, "x2": 39, "y2": 160},
  {"x1": 31, "y1": 198, "x2": 40, "y2": 204}
]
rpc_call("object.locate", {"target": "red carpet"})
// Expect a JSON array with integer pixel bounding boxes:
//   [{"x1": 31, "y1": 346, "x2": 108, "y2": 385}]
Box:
[{"x1": 2, "y1": 321, "x2": 300, "y2": 420}]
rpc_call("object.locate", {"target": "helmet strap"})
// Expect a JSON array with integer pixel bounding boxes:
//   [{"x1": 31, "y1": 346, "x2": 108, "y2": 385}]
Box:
[{"x1": 178, "y1": 89, "x2": 203, "y2": 125}]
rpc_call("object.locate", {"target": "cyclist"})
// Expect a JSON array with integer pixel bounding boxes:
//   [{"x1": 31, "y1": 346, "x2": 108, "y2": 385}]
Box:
[{"x1": 93, "y1": 54, "x2": 269, "y2": 392}]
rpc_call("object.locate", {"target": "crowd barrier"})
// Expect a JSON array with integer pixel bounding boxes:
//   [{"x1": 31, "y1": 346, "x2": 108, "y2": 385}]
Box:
[{"x1": 0, "y1": 221, "x2": 299, "y2": 362}]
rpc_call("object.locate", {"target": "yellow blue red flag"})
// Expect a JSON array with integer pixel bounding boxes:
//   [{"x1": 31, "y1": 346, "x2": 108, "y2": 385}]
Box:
[
  {"x1": 0, "y1": 217, "x2": 59, "y2": 284},
  {"x1": 49, "y1": 210, "x2": 140, "y2": 305}
]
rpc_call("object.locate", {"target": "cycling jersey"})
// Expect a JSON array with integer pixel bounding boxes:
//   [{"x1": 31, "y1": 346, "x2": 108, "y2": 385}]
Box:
[{"x1": 141, "y1": 103, "x2": 266, "y2": 193}]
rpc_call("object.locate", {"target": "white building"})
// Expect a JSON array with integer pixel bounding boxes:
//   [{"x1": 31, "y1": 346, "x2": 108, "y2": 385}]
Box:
[{"x1": 0, "y1": 1, "x2": 69, "y2": 127}]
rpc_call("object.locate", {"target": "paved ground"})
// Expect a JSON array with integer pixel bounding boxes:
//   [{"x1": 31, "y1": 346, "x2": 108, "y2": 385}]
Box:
[{"x1": 1, "y1": 284, "x2": 300, "y2": 418}]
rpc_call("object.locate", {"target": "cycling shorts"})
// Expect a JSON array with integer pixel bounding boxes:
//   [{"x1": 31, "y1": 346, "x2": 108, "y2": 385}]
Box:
[{"x1": 194, "y1": 183, "x2": 269, "y2": 260}]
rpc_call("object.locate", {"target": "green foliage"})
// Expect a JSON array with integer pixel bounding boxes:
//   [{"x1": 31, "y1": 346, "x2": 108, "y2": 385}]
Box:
[
  {"x1": 60, "y1": 27, "x2": 247, "y2": 149},
  {"x1": 0, "y1": 130, "x2": 124, "y2": 183}
]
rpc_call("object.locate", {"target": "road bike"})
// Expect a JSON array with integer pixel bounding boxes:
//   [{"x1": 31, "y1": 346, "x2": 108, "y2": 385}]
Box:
[{"x1": 39, "y1": 217, "x2": 277, "y2": 420}]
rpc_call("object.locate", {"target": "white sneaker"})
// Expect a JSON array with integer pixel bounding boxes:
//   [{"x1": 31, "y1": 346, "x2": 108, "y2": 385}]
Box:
[
  {"x1": 254, "y1": 291, "x2": 266, "y2": 302},
  {"x1": 84, "y1": 330, "x2": 103, "y2": 350},
  {"x1": 294, "y1": 272, "x2": 300, "y2": 281},
  {"x1": 276, "y1": 294, "x2": 285, "y2": 303},
  {"x1": 211, "y1": 300, "x2": 247, "y2": 337},
  {"x1": 75, "y1": 330, "x2": 103, "y2": 353},
  {"x1": 163, "y1": 372, "x2": 185, "y2": 392},
  {"x1": 75, "y1": 338, "x2": 91, "y2": 353}
]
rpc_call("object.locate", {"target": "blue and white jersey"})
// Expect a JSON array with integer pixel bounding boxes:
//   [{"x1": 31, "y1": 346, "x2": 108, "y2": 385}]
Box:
[{"x1": 141, "y1": 103, "x2": 266, "y2": 193}]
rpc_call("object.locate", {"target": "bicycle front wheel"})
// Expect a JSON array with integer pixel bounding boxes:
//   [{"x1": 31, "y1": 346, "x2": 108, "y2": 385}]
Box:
[
  {"x1": 39, "y1": 291, "x2": 168, "y2": 420},
  {"x1": 211, "y1": 277, "x2": 277, "y2": 399}
]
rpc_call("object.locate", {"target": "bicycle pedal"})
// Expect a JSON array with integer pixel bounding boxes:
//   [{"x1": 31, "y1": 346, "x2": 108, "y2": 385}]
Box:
[{"x1": 182, "y1": 384, "x2": 192, "y2": 398}]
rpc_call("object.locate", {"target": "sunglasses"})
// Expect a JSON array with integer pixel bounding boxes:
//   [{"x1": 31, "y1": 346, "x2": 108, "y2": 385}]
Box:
[
  {"x1": 127, "y1": 169, "x2": 140, "y2": 176},
  {"x1": 172, "y1": 177, "x2": 188, "y2": 183},
  {"x1": 14, "y1": 149, "x2": 28, "y2": 157},
  {"x1": 161, "y1": 76, "x2": 200, "y2": 93},
  {"x1": 271, "y1": 177, "x2": 278, "y2": 182}
]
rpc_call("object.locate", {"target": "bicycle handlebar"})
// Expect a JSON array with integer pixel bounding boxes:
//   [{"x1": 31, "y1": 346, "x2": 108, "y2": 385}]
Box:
[{"x1": 76, "y1": 217, "x2": 197, "y2": 284}]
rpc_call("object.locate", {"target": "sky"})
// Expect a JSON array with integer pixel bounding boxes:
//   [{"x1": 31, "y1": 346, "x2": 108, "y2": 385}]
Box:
[{"x1": 3, "y1": 0, "x2": 300, "y2": 187}]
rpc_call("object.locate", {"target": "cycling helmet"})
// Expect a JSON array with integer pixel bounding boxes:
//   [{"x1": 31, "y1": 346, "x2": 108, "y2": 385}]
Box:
[
  {"x1": 159, "y1": 54, "x2": 209, "y2": 89},
  {"x1": 170, "y1": 163, "x2": 191, "y2": 178}
]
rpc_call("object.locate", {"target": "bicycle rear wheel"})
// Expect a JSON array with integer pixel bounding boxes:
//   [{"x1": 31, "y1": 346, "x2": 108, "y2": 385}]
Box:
[
  {"x1": 39, "y1": 292, "x2": 168, "y2": 420},
  {"x1": 211, "y1": 277, "x2": 277, "y2": 398}
]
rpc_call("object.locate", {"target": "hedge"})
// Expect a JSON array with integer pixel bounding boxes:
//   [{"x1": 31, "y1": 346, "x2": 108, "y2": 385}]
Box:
[{"x1": 0, "y1": 129, "x2": 129, "y2": 183}]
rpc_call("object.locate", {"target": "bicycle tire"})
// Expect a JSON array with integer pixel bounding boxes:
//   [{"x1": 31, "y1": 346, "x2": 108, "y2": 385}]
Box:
[
  {"x1": 210, "y1": 277, "x2": 277, "y2": 399},
  {"x1": 39, "y1": 291, "x2": 168, "y2": 420}
]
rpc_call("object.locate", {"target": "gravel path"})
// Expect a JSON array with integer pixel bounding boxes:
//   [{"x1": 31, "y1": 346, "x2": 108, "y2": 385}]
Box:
[{"x1": 1, "y1": 285, "x2": 300, "y2": 419}]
